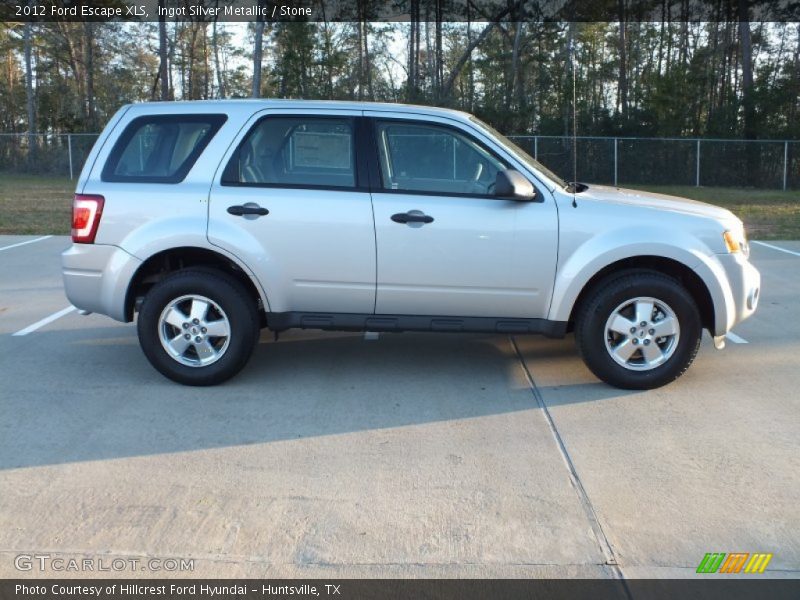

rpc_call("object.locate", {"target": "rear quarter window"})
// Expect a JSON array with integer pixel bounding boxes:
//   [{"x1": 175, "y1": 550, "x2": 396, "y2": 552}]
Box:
[{"x1": 102, "y1": 114, "x2": 226, "y2": 183}]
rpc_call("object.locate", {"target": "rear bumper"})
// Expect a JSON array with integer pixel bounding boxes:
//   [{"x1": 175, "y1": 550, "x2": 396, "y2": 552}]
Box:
[{"x1": 62, "y1": 243, "x2": 141, "y2": 322}]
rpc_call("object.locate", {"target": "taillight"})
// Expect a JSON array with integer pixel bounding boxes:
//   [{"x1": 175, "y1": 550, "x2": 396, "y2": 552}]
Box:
[{"x1": 72, "y1": 194, "x2": 104, "y2": 243}]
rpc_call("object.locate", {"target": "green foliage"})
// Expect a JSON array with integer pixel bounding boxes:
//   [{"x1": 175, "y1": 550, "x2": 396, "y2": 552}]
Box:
[{"x1": 2, "y1": 20, "x2": 799, "y2": 141}]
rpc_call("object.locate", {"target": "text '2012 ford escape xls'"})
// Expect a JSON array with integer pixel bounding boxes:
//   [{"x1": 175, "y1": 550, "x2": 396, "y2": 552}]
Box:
[{"x1": 62, "y1": 100, "x2": 760, "y2": 389}]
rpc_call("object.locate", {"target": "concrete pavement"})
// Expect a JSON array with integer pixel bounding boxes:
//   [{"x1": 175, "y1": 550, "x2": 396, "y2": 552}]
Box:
[{"x1": 0, "y1": 235, "x2": 797, "y2": 579}]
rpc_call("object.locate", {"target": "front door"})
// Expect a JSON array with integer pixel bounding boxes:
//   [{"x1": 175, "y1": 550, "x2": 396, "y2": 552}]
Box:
[{"x1": 366, "y1": 113, "x2": 558, "y2": 318}]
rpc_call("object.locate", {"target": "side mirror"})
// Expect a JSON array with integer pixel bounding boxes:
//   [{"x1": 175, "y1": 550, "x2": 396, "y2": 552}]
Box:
[{"x1": 494, "y1": 169, "x2": 536, "y2": 201}]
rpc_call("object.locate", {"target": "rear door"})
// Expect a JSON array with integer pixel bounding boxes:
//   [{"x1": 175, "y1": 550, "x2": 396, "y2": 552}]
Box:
[
  {"x1": 208, "y1": 109, "x2": 376, "y2": 314},
  {"x1": 365, "y1": 111, "x2": 559, "y2": 318}
]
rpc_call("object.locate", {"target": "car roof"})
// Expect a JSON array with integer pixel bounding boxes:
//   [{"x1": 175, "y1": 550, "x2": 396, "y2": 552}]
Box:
[{"x1": 124, "y1": 98, "x2": 473, "y2": 122}]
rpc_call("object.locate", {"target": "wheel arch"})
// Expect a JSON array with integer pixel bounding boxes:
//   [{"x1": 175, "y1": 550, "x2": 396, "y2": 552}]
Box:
[
  {"x1": 124, "y1": 246, "x2": 269, "y2": 324},
  {"x1": 565, "y1": 256, "x2": 716, "y2": 333}
]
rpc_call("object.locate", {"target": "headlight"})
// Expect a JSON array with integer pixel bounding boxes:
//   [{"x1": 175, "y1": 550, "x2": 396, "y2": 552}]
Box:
[{"x1": 723, "y1": 229, "x2": 749, "y2": 258}]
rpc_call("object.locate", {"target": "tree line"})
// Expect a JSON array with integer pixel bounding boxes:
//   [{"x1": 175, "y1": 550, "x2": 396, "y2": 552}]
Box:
[{"x1": 2, "y1": 12, "x2": 799, "y2": 143}]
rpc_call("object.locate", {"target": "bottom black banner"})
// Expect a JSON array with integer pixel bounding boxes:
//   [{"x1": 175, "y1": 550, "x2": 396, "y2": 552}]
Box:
[{"x1": 2, "y1": 579, "x2": 800, "y2": 600}]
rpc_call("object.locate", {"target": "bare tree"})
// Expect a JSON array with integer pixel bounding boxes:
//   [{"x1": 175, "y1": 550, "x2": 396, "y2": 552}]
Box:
[
  {"x1": 212, "y1": 0, "x2": 225, "y2": 98},
  {"x1": 738, "y1": 0, "x2": 758, "y2": 184},
  {"x1": 83, "y1": 22, "x2": 97, "y2": 129},
  {"x1": 617, "y1": 0, "x2": 628, "y2": 116},
  {"x1": 356, "y1": 20, "x2": 363, "y2": 99},
  {"x1": 434, "y1": 0, "x2": 443, "y2": 100},
  {"x1": 23, "y1": 16, "x2": 36, "y2": 165},
  {"x1": 362, "y1": 21, "x2": 373, "y2": 100},
  {"x1": 407, "y1": 0, "x2": 420, "y2": 100},
  {"x1": 511, "y1": 21, "x2": 524, "y2": 111},
  {"x1": 319, "y1": 3, "x2": 335, "y2": 98},
  {"x1": 790, "y1": 24, "x2": 800, "y2": 127},
  {"x1": 465, "y1": 7, "x2": 475, "y2": 110},
  {"x1": 158, "y1": 0, "x2": 169, "y2": 100},
  {"x1": 738, "y1": 0, "x2": 754, "y2": 138},
  {"x1": 252, "y1": 9, "x2": 265, "y2": 97}
]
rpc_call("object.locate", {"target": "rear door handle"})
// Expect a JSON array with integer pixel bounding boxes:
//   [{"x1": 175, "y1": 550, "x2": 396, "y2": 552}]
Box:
[
  {"x1": 391, "y1": 212, "x2": 434, "y2": 224},
  {"x1": 227, "y1": 204, "x2": 269, "y2": 217}
]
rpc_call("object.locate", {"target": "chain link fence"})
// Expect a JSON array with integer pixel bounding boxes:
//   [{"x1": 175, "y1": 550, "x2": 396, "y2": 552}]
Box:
[
  {"x1": 0, "y1": 133, "x2": 100, "y2": 180},
  {"x1": 2, "y1": 132, "x2": 799, "y2": 190},
  {"x1": 508, "y1": 135, "x2": 800, "y2": 190}
]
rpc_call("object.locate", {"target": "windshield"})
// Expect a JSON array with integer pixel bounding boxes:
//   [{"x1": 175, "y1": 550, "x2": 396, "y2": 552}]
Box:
[{"x1": 469, "y1": 116, "x2": 569, "y2": 189}]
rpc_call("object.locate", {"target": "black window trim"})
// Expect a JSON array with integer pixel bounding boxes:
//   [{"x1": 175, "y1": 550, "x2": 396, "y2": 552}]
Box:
[
  {"x1": 101, "y1": 113, "x2": 227, "y2": 184},
  {"x1": 364, "y1": 116, "x2": 543, "y2": 202},
  {"x1": 220, "y1": 114, "x2": 368, "y2": 192}
]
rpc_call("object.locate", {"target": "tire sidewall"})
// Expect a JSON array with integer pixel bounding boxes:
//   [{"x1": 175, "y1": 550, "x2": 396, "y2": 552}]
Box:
[
  {"x1": 577, "y1": 273, "x2": 702, "y2": 390},
  {"x1": 137, "y1": 270, "x2": 258, "y2": 386}
]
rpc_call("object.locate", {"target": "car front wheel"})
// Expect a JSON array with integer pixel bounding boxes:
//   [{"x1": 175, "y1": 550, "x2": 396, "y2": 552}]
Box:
[
  {"x1": 575, "y1": 271, "x2": 702, "y2": 390},
  {"x1": 137, "y1": 269, "x2": 259, "y2": 385}
]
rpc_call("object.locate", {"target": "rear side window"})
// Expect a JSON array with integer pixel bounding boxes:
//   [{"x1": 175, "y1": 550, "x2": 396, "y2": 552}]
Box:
[
  {"x1": 102, "y1": 114, "x2": 226, "y2": 183},
  {"x1": 222, "y1": 116, "x2": 356, "y2": 189}
]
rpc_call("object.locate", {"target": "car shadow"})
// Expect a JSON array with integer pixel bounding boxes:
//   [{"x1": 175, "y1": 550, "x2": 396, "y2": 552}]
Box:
[{"x1": 1, "y1": 327, "x2": 631, "y2": 470}]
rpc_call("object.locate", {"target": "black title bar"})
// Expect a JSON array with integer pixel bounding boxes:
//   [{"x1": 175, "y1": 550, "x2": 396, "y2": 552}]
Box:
[{"x1": 3, "y1": 0, "x2": 800, "y2": 23}]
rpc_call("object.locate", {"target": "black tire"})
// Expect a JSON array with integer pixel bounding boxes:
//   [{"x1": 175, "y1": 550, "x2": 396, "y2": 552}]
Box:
[
  {"x1": 575, "y1": 271, "x2": 702, "y2": 390},
  {"x1": 137, "y1": 269, "x2": 259, "y2": 386}
]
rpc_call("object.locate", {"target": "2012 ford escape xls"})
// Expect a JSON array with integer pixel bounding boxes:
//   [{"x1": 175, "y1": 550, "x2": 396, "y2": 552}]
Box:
[{"x1": 62, "y1": 100, "x2": 761, "y2": 389}]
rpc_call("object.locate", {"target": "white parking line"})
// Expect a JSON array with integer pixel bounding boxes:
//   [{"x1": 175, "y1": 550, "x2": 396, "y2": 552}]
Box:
[
  {"x1": 12, "y1": 306, "x2": 76, "y2": 337},
  {"x1": 364, "y1": 331, "x2": 380, "y2": 341},
  {"x1": 752, "y1": 241, "x2": 800, "y2": 258},
  {"x1": 0, "y1": 235, "x2": 53, "y2": 253},
  {"x1": 725, "y1": 331, "x2": 749, "y2": 344}
]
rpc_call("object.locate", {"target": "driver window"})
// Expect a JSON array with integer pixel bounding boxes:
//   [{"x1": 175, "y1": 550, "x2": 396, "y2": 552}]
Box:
[{"x1": 375, "y1": 121, "x2": 508, "y2": 196}]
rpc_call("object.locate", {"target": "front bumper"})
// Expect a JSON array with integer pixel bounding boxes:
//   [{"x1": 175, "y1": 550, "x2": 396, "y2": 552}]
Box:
[
  {"x1": 62, "y1": 243, "x2": 142, "y2": 322},
  {"x1": 715, "y1": 252, "x2": 761, "y2": 334}
]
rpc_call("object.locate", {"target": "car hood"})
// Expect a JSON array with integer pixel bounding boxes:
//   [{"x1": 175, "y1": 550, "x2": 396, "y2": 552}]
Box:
[{"x1": 579, "y1": 185, "x2": 738, "y2": 223}]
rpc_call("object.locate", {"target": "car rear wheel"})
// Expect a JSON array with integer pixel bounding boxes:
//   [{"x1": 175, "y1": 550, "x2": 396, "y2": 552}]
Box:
[
  {"x1": 575, "y1": 271, "x2": 702, "y2": 390},
  {"x1": 137, "y1": 269, "x2": 259, "y2": 385}
]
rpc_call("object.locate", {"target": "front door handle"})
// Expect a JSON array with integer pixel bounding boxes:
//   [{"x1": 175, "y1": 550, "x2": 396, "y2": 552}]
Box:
[
  {"x1": 391, "y1": 212, "x2": 434, "y2": 224},
  {"x1": 227, "y1": 204, "x2": 269, "y2": 217}
]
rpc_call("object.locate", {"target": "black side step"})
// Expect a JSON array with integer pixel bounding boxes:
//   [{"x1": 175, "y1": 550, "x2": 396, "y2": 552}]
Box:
[{"x1": 266, "y1": 311, "x2": 567, "y2": 338}]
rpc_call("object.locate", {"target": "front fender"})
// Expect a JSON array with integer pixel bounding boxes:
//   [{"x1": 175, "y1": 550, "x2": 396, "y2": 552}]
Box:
[{"x1": 548, "y1": 226, "x2": 732, "y2": 334}]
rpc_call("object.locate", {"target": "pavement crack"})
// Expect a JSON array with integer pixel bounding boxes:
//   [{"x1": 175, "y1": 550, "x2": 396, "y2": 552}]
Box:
[{"x1": 509, "y1": 336, "x2": 631, "y2": 593}]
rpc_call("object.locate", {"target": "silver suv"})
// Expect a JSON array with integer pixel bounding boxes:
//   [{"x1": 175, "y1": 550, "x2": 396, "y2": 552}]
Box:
[{"x1": 62, "y1": 100, "x2": 760, "y2": 389}]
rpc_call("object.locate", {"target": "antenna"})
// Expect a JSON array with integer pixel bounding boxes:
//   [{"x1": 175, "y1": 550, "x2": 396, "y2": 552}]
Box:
[{"x1": 571, "y1": 30, "x2": 578, "y2": 208}]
